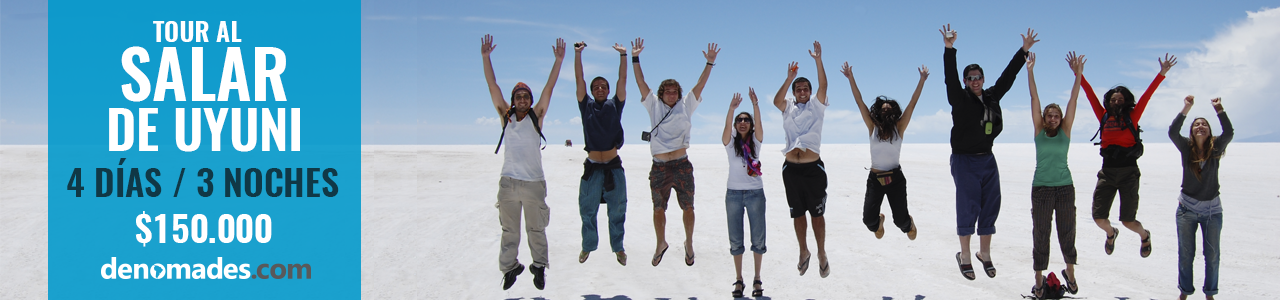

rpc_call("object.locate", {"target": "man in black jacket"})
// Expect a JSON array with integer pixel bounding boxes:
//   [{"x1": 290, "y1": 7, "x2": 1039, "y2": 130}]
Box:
[{"x1": 940, "y1": 24, "x2": 1038, "y2": 281}]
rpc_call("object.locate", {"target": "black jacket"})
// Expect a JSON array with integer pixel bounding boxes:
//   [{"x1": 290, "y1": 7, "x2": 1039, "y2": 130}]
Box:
[{"x1": 944, "y1": 47, "x2": 1027, "y2": 154}]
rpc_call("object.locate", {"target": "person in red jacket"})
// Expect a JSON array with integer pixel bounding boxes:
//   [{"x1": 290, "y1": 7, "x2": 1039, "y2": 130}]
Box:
[{"x1": 1080, "y1": 53, "x2": 1176, "y2": 258}]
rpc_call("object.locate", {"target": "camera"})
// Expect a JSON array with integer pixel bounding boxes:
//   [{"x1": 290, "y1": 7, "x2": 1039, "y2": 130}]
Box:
[
  {"x1": 640, "y1": 131, "x2": 651, "y2": 142},
  {"x1": 574, "y1": 42, "x2": 584, "y2": 48}
]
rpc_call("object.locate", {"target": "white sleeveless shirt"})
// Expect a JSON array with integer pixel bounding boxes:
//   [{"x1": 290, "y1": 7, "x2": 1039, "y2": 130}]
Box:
[
  {"x1": 500, "y1": 115, "x2": 544, "y2": 181},
  {"x1": 869, "y1": 129, "x2": 902, "y2": 170}
]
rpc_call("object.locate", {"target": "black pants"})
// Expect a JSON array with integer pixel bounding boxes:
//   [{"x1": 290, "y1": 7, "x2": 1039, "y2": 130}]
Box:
[
  {"x1": 863, "y1": 168, "x2": 911, "y2": 232},
  {"x1": 1032, "y1": 185, "x2": 1077, "y2": 271}
]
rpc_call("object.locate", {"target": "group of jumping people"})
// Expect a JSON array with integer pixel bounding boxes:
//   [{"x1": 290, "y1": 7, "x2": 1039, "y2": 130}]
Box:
[{"x1": 479, "y1": 24, "x2": 1233, "y2": 300}]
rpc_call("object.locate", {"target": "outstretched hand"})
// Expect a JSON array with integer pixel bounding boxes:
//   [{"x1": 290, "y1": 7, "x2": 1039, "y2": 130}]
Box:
[
  {"x1": 1159, "y1": 53, "x2": 1178, "y2": 76},
  {"x1": 939, "y1": 24, "x2": 956, "y2": 48},
  {"x1": 1021, "y1": 28, "x2": 1040, "y2": 51},
  {"x1": 730, "y1": 93, "x2": 743, "y2": 109},
  {"x1": 613, "y1": 43, "x2": 626, "y2": 55},
  {"x1": 809, "y1": 41, "x2": 822, "y2": 60},
  {"x1": 482, "y1": 34, "x2": 497, "y2": 55},
  {"x1": 839, "y1": 61, "x2": 853, "y2": 79},
  {"x1": 748, "y1": 87, "x2": 759, "y2": 105},
  {"x1": 704, "y1": 42, "x2": 720, "y2": 64},
  {"x1": 631, "y1": 37, "x2": 644, "y2": 57},
  {"x1": 787, "y1": 62, "x2": 799, "y2": 78},
  {"x1": 554, "y1": 38, "x2": 566, "y2": 59},
  {"x1": 919, "y1": 65, "x2": 930, "y2": 79},
  {"x1": 1066, "y1": 51, "x2": 1086, "y2": 74}
]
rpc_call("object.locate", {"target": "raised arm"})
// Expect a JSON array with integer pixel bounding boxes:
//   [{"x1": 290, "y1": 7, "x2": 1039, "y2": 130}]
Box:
[
  {"x1": 1027, "y1": 52, "x2": 1043, "y2": 135},
  {"x1": 810, "y1": 41, "x2": 829, "y2": 105},
  {"x1": 1062, "y1": 52, "x2": 1085, "y2": 137},
  {"x1": 774, "y1": 62, "x2": 798, "y2": 112},
  {"x1": 940, "y1": 24, "x2": 960, "y2": 105},
  {"x1": 533, "y1": 38, "x2": 566, "y2": 121},
  {"x1": 1170, "y1": 95, "x2": 1194, "y2": 151},
  {"x1": 631, "y1": 38, "x2": 651, "y2": 99},
  {"x1": 574, "y1": 41, "x2": 587, "y2": 102},
  {"x1": 1132, "y1": 53, "x2": 1177, "y2": 121},
  {"x1": 750, "y1": 87, "x2": 763, "y2": 142},
  {"x1": 481, "y1": 34, "x2": 508, "y2": 119},
  {"x1": 723, "y1": 92, "x2": 743, "y2": 146},
  {"x1": 614, "y1": 43, "x2": 628, "y2": 102},
  {"x1": 1080, "y1": 74, "x2": 1103, "y2": 121},
  {"x1": 689, "y1": 42, "x2": 719, "y2": 100},
  {"x1": 898, "y1": 65, "x2": 929, "y2": 133},
  {"x1": 1212, "y1": 97, "x2": 1233, "y2": 147},
  {"x1": 840, "y1": 61, "x2": 872, "y2": 132}
]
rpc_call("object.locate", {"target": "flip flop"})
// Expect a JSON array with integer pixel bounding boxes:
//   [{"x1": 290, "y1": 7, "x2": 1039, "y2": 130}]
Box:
[
  {"x1": 1061, "y1": 269, "x2": 1078, "y2": 294},
  {"x1": 1104, "y1": 227, "x2": 1119, "y2": 255},
  {"x1": 874, "y1": 213, "x2": 886, "y2": 239},
  {"x1": 579, "y1": 251, "x2": 589, "y2": 264},
  {"x1": 651, "y1": 242, "x2": 669, "y2": 266},
  {"x1": 975, "y1": 253, "x2": 996, "y2": 278},
  {"x1": 955, "y1": 252, "x2": 975, "y2": 280},
  {"x1": 797, "y1": 251, "x2": 811, "y2": 276},
  {"x1": 1140, "y1": 229, "x2": 1152, "y2": 258},
  {"x1": 615, "y1": 251, "x2": 627, "y2": 266},
  {"x1": 751, "y1": 279, "x2": 764, "y2": 297},
  {"x1": 684, "y1": 241, "x2": 695, "y2": 266},
  {"x1": 818, "y1": 255, "x2": 830, "y2": 278}
]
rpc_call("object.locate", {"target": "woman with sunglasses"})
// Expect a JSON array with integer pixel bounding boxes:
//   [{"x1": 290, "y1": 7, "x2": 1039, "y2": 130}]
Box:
[
  {"x1": 1169, "y1": 95, "x2": 1232, "y2": 300},
  {"x1": 721, "y1": 89, "x2": 766, "y2": 298},
  {"x1": 838, "y1": 61, "x2": 929, "y2": 241}
]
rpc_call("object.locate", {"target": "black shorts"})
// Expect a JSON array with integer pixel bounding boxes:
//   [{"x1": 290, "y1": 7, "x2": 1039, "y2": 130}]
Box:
[
  {"x1": 1092, "y1": 166, "x2": 1140, "y2": 222},
  {"x1": 782, "y1": 159, "x2": 827, "y2": 218}
]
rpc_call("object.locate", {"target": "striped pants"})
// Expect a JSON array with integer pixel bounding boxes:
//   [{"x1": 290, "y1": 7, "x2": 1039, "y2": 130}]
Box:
[{"x1": 1031, "y1": 185, "x2": 1077, "y2": 271}]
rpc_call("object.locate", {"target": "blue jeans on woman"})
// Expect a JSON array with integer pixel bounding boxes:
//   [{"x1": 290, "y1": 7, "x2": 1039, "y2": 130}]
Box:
[
  {"x1": 1176, "y1": 204, "x2": 1222, "y2": 296},
  {"x1": 725, "y1": 189, "x2": 766, "y2": 255}
]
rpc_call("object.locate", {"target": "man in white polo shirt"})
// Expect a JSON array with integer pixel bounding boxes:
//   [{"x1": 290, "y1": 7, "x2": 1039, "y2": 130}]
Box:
[{"x1": 773, "y1": 41, "x2": 832, "y2": 278}]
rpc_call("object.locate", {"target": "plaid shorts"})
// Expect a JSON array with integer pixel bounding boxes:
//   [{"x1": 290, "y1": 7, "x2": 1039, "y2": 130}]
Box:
[{"x1": 650, "y1": 156, "x2": 694, "y2": 211}]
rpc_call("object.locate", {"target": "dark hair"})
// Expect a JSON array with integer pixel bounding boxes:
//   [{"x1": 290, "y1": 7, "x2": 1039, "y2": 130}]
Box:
[
  {"x1": 1188, "y1": 117, "x2": 1224, "y2": 180},
  {"x1": 658, "y1": 79, "x2": 682, "y2": 99},
  {"x1": 733, "y1": 112, "x2": 757, "y2": 158},
  {"x1": 590, "y1": 76, "x2": 610, "y2": 89},
  {"x1": 510, "y1": 83, "x2": 533, "y2": 108},
  {"x1": 962, "y1": 64, "x2": 984, "y2": 79},
  {"x1": 791, "y1": 77, "x2": 811, "y2": 93},
  {"x1": 1103, "y1": 85, "x2": 1136, "y2": 115},
  {"x1": 870, "y1": 96, "x2": 902, "y2": 143}
]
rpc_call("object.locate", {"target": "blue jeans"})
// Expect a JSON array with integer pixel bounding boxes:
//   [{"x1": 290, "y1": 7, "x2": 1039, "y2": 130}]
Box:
[
  {"x1": 1176, "y1": 204, "x2": 1222, "y2": 296},
  {"x1": 725, "y1": 189, "x2": 767, "y2": 256},
  {"x1": 951, "y1": 153, "x2": 1002, "y2": 236},
  {"x1": 579, "y1": 168, "x2": 627, "y2": 253}
]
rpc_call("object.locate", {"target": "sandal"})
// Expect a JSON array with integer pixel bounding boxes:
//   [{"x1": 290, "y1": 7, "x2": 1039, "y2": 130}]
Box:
[
  {"x1": 1140, "y1": 229, "x2": 1152, "y2": 258},
  {"x1": 956, "y1": 252, "x2": 975, "y2": 280},
  {"x1": 731, "y1": 279, "x2": 745, "y2": 298},
  {"x1": 975, "y1": 253, "x2": 996, "y2": 278},
  {"x1": 684, "y1": 240, "x2": 695, "y2": 266},
  {"x1": 874, "y1": 213, "x2": 886, "y2": 239},
  {"x1": 797, "y1": 251, "x2": 811, "y2": 276},
  {"x1": 615, "y1": 251, "x2": 627, "y2": 266},
  {"x1": 1104, "y1": 227, "x2": 1119, "y2": 255},
  {"x1": 579, "y1": 251, "x2": 589, "y2": 264},
  {"x1": 818, "y1": 254, "x2": 830, "y2": 278},
  {"x1": 752, "y1": 279, "x2": 764, "y2": 297},
  {"x1": 651, "y1": 242, "x2": 669, "y2": 266},
  {"x1": 1060, "y1": 269, "x2": 1078, "y2": 294}
]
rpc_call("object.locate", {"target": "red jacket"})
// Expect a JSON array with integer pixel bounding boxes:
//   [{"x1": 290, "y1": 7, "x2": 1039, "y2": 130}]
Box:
[{"x1": 1082, "y1": 74, "x2": 1165, "y2": 148}]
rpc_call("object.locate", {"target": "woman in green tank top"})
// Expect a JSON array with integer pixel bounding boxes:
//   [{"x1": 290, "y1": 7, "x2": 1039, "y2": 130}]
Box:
[{"x1": 1025, "y1": 52, "x2": 1085, "y2": 298}]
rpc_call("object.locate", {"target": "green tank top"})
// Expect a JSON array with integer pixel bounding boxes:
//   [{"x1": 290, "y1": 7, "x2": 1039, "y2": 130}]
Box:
[{"x1": 1033, "y1": 129, "x2": 1073, "y2": 187}]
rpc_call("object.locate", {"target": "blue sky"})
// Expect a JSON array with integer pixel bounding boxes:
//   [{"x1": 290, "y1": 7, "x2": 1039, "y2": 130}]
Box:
[{"x1": 4, "y1": 0, "x2": 1279, "y2": 145}]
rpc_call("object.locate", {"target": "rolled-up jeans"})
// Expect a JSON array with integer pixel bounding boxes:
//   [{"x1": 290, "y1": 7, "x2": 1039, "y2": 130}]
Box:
[
  {"x1": 725, "y1": 189, "x2": 767, "y2": 256},
  {"x1": 1176, "y1": 204, "x2": 1222, "y2": 296}
]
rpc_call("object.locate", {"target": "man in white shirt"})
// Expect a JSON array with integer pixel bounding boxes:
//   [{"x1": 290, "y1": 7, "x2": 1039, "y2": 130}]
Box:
[{"x1": 772, "y1": 41, "x2": 832, "y2": 278}]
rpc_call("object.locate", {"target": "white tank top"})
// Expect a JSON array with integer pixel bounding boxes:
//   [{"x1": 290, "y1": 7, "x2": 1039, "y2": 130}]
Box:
[
  {"x1": 500, "y1": 115, "x2": 544, "y2": 181},
  {"x1": 869, "y1": 129, "x2": 902, "y2": 171}
]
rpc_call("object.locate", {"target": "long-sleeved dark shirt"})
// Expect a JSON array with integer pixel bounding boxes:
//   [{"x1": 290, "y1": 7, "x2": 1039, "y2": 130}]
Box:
[
  {"x1": 944, "y1": 47, "x2": 1027, "y2": 154},
  {"x1": 1169, "y1": 112, "x2": 1233, "y2": 201}
]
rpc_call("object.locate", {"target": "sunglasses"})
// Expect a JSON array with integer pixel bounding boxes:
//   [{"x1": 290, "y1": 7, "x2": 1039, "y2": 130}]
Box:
[
  {"x1": 965, "y1": 75, "x2": 983, "y2": 81},
  {"x1": 735, "y1": 117, "x2": 752, "y2": 123}
]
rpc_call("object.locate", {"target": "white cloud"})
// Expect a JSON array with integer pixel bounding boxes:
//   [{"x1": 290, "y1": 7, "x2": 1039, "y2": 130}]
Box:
[
  {"x1": 1149, "y1": 7, "x2": 1280, "y2": 141},
  {"x1": 569, "y1": 116, "x2": 581, "y2": 125},
  {"x1": 475, "y1": 116, "x2": 501, "y2": 126}
]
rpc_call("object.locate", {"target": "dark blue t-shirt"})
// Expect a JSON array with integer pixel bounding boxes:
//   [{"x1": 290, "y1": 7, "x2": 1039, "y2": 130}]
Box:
[{"x1": 579, "y1": 94, "x2": 625, "y2": 151}]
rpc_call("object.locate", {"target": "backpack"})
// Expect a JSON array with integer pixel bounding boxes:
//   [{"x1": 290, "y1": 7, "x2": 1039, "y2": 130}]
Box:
[
  {"x1": 493, "y1": 108, "x2": 547, "y2": 154},
  {"x1": 1040, "y1": 272, "x2": 1067, "y2": 299},
  {"x1": 1090, "y1": 111, "x2": 1143, "y2": 159}
]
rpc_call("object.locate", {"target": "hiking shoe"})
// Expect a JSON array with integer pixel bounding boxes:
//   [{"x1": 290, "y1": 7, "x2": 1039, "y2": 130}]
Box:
[
  {"x1": 530, "y1": 265, "x2": 546, "y2": 290},
  {"x1": 874, "y1": 214, "x2": 886, "y2": 239},
  {"x1": 501, "y1": 263, "x2": 524, "y2": 290}
]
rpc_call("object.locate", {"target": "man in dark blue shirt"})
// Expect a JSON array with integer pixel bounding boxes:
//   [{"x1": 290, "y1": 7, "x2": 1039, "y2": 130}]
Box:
[{"x1": 573, "y1": 40, "x2": 630, "y2": 267}]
